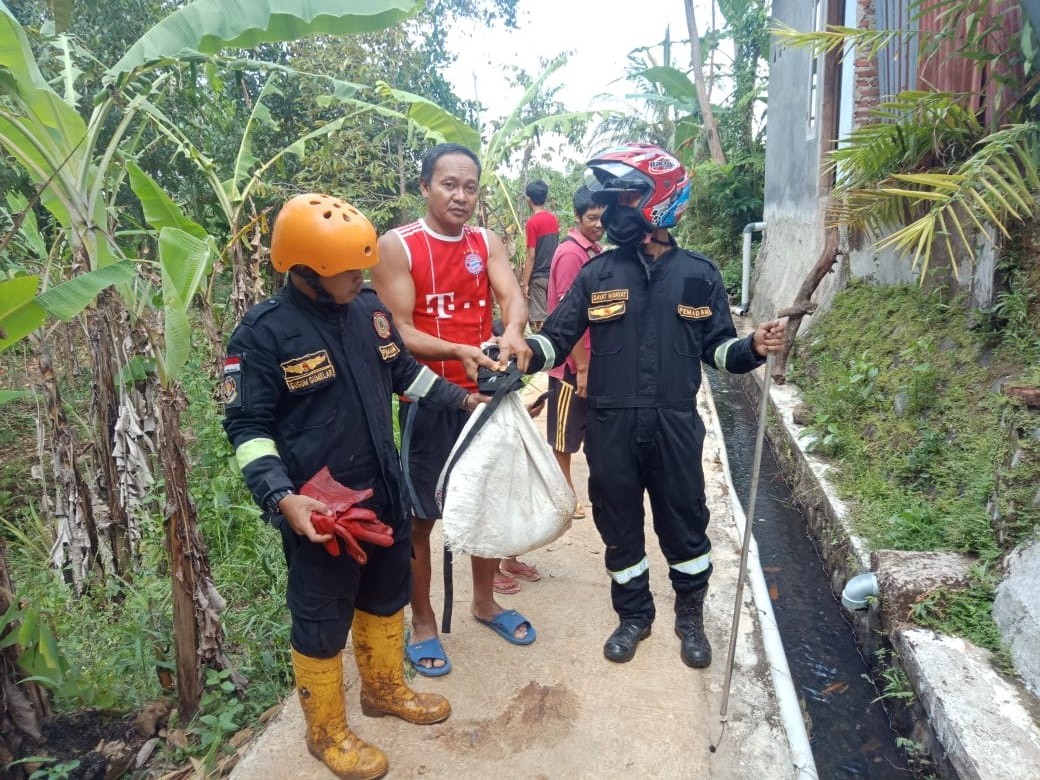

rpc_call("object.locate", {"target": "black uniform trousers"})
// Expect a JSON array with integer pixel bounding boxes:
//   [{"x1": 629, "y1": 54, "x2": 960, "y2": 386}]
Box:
[
  {"x1": 276, "y1": 473, "x2": 412, "y2": 659},
  {"x1": 586, "y1": 404, "x2": 713, "y2": 625}
]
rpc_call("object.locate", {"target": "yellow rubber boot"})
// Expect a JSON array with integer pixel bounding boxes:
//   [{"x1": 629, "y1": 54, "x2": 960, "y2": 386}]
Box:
[
  {"x1": 352, "y1": 609, "x2": 451, "y2": 725},
  {"x1": 291, "y1": 649, "x2": 388, "y2": 780}
]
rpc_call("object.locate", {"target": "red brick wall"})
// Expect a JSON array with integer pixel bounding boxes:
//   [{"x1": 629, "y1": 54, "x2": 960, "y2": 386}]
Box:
[{"x1": 853, "y1": 0, "x2": 880, "y2": 126}]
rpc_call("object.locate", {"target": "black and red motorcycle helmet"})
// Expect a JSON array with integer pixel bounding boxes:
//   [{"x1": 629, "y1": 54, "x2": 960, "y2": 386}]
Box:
[{"x1": 584, "y1": 143, "x2": 692, "y2": 230}]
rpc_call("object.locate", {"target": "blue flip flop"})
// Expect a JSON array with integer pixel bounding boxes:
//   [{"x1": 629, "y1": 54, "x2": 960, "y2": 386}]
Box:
[
  {"x1": 406, "y1": 637, "x2": 452, "y2": 677},
  {"x1": 475, "y1": 609, "x2": 537, "y2": 646}
]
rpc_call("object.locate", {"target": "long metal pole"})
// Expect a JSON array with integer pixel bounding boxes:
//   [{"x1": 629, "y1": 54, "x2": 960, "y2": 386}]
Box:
[{"x1": 718, "y1": 351, "x2": 774, "y2": 720}]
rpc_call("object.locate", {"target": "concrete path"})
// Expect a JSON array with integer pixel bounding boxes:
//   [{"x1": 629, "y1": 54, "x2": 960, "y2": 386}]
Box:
[{"x1": 230, "y1": 373, "x2": 812, "y2": 779}]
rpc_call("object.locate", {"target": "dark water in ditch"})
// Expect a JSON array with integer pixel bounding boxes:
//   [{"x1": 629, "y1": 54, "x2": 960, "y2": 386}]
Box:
[{"x1": 707, "y1": 368, "x2": 912, "y2": 778}]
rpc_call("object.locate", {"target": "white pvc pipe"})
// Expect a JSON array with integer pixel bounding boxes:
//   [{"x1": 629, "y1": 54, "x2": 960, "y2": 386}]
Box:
[
  {"x1": 842, "y1": 572, "x2": 880, "y2": 611},
  {"x1": 737, "y1": 222, "x2": 767, "y2": 316},
  {"x1": 703, "y1": 379, "x2": 819, "y2": 779}
]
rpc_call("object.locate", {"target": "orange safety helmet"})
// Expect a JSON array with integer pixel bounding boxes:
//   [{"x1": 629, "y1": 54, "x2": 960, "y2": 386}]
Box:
[{"x1": 270, "y1": 193, "x2": 379, "y2": 275}]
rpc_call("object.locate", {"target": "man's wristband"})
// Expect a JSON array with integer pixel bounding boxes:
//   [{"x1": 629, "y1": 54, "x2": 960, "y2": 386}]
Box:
[{"x1": 264, "y1": 488, "x2": 294, "y2": 513}]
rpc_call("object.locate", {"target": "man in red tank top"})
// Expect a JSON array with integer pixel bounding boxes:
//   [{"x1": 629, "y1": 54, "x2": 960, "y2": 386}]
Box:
[{"x1": 372, "y1": 144, "x2": 536, "y2": 676}]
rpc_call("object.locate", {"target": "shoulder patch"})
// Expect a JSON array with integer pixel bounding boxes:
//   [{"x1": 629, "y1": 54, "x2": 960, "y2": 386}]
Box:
[
  {"x1": 221, "y1": 354, "x2": 244, "y2": 408},
  {"x1": 373, "y1": 310, "x2": 391, "y2": 339}
]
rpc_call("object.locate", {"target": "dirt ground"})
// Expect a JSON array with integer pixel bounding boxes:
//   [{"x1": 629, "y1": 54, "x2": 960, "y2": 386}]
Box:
[{"x1": 230, "y1": 376, "x2": 802, "y2": 780}]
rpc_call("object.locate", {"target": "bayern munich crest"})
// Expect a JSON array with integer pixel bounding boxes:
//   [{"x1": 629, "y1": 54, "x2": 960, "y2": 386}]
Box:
[{"x1": 464, "y1": 252, "x2": 484, "y2": 275}]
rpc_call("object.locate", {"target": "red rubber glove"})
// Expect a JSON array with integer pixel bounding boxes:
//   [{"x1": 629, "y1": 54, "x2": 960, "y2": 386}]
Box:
[
  {"x1": 301, "y1": 467, "x2": 394, "y2": 564},
  {"x1": 313, "y1": 507, "x2": 394, "y2": 563}
]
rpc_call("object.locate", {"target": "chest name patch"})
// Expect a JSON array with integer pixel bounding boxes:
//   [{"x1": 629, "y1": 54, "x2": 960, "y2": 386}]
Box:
[
  {"x1": 678, "y1": 304, "x2": 711, "y2": 320},
  {"x1": 588, "y1": 301, "x2": 626, "y2": 321},
  {"x1": 378, "y1": 343, "x2": 401, "y2": 361},
  {"x1": 590, "y1": 289, "x2": 629, "y2": 304},
  {"x1": 281, "y1": 350, "x2": 335, "y2": 391}
]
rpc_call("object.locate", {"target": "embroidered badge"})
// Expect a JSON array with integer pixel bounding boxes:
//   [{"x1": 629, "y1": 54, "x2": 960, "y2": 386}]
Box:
[
  {"x1": 220, "y1": 375, "x2": 240, "y2": 407},
  {"x1": 221, "y1": 355, "x2": 243, "y2": 408},
  {"x1": 378, "y1": 343, "x2": 400, "y2": 361},
  {"x1": 464, "y1": 252, "x2": 484, "y2": 275},
  {"x1": 281, "y1": 351, "x2": 335, "y2": 391},
  {"x1": 590, "y1": 289, "x2": 629, "y2": 304},
  {"x1": 373, "y1": 311, "x2": 391, "y2": 339},
  {"x1": 678, "y1": 304, "x2": 711, "y2": 320},
  {"x1": 588, "y1": 301, "x2": 627, "y2": 321}
]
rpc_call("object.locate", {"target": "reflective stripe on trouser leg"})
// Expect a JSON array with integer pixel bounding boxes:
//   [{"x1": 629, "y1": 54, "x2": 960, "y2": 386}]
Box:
[
  {"x1": 609, "y1": 556, "x2": 649, "y2": 584},
  {"x1": 587, "y1": 407, "x2": 656, "y2": 623},
  {"x1": 670, "y1": 552, "x2": 711, "y2": 577},
  {"x1": 645, "y1": 407, "x2": 714, "y2": 592}
]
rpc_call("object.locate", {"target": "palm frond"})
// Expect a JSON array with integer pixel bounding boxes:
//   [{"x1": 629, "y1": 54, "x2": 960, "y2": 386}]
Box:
[
  {"x1": 857, "y1": 124, "x2": 1040, "y2": 272},
  {"x1": 771, "y1": 22, "x2": 904, "y2": 60}
]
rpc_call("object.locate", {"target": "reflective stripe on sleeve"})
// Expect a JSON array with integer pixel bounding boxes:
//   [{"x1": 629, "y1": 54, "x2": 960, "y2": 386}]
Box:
[
  {"x1": 235, "y1": 437, "x2": 279, "y2": 471},
  {"x1": 670, "y1": 552, "x2": 712, "y2": 576},
  {"x1": 609, "y1": 556, "x2": 649, "y2": 585},
  {"x1": 402, "y1": 365, "x2": 438, "y2": 401},
  {"x1": 713, "y1": 338, "x2": 739, "y2": 372},
  {"x1": 530, "y1": 333, "x2": 556, "y2": 371}
]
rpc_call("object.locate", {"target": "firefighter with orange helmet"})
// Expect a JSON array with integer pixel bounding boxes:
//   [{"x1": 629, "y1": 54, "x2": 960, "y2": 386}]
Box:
[{"x1": 222, "y1": 194, "x2": 482, "y2": 779}]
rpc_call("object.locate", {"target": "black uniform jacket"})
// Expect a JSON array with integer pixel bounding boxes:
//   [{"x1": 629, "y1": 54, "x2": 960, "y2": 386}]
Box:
[
  {"x1": 527, "y1": 243, "x2": 763, "y2": 405},
  {"x1": 222, "y1": 283, "x2": 467, "y2": 518}
]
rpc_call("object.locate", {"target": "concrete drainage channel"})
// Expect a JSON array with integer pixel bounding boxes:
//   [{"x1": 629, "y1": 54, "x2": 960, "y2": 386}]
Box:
[
  {"x1": 707, "y1": 369, "x2": 910, "y2": 777},
  {"x1": 711, "y1": 365, "x2": 1040, "y2": 778}
]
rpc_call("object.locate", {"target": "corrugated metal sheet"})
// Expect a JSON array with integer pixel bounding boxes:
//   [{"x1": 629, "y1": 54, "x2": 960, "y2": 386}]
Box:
[
  {"x1": 876, "y1": 0, "x2": 919, "y2": 99},
  {"x1": 913, "y1": 0, "x2": 1023, "y2": 128}
]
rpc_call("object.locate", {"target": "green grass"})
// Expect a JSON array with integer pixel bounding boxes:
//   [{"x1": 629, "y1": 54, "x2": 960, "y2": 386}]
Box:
[
  {"x1": 790, "y1": 279, "x2": 1040, "y2": 643},
  {"x1": 0, "y1": 347, "x2": 293, "y2": 771}
]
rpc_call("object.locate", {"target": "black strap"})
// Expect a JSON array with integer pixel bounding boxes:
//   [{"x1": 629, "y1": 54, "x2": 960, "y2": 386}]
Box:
[
  {"x1": 438, "y1": 364, "x2": 524, "y2": 502},
  {"x1": 438, "y1": 363, "x2": 522, "y2": 635}
]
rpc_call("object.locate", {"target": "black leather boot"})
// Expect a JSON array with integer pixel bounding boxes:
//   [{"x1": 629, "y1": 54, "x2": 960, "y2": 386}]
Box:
[
  {"x1": 674, "y1": 585, "x2": 711, "y2": 668},
  {"x1": 603, "y1": 621, "x2": 651, "y2": 663}
]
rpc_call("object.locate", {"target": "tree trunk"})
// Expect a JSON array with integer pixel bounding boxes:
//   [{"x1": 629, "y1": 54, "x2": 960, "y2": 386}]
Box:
[
  {"x1": 88, "y1": 289, "x2": 132, "y2": 576},
  {"x1": 684, "y1": 0, "x2": 726, "y2": 164},
  {"x1": 33, "y1": 333, "x2": 97, "y2": 592},
  {"x1": 156, "y1": 383, "x2": 238, "y2": 721},
  {"x1": 773, "y1": 227, "x2": 840, "y2": 382},
  {"x1": 0, "y1": 536, "x2": 49, "y2": 779}
]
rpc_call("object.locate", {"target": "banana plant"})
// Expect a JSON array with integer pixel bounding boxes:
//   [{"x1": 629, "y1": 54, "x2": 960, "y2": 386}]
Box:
[
  {"x1": 0, "y1": 0, "x2": 423, "y2": 720},
  {"x1": 375, "y1": 54, "x2": 602, "y2": 245}
]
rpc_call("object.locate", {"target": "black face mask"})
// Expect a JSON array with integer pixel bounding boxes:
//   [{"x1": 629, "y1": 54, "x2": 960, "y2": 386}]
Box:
[
  {"x1": 292, "y1": 267, "x2": 339, "y2": 307},
  {"x1": 602, "y1": 204, "x2": 649, "y2": 247}
]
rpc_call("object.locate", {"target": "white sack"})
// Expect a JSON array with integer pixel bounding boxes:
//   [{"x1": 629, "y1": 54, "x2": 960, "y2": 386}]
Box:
[{"x1": 437, "y1": 392, "x2": 575, "y2": 558}]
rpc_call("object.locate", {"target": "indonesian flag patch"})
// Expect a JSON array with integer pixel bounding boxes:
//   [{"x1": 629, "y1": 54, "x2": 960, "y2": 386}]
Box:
[{"x1": 221, "y1": 354, "x2": 243, "y2": 408}]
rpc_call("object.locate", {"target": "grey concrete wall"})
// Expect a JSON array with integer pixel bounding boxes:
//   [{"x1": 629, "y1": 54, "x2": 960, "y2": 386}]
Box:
[{"x1": 752, "y1": 0, "x2": 921, "y2": 328}]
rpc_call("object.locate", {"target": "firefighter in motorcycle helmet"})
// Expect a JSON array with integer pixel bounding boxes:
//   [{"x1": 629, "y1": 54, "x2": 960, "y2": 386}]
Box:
[
  {"x1": 271, "y1": 193, "x2": 379, "y2": 305},
  {"x1": 584, "y1": 143, "x2": 692, "y2": 247}
]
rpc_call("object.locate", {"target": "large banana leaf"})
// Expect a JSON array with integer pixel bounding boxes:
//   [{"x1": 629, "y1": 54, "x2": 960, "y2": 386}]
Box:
[
  {"x1": 0, "y1": 275, "x2": 44, "y2": 353},
  {"x1": 127, "y1": 162, "x2": 208, "y2": 239},
  {"x1": 373, "y1": 82, "x2": 482, "y2": 150},
  {"x1": 35, "y1": 261, "x2": 138, "y2": 320},
  {"x1": 159, "y1": 228, "x2": 217, "y2": 382},
  {"x1": 108, "y1": 0, "x2": 423, "y2": 79}
]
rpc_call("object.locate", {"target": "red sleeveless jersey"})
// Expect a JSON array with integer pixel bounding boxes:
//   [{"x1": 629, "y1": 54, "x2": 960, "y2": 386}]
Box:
[{"x1": 390, "y1": 219, "x2": 493, "y2": 390}]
